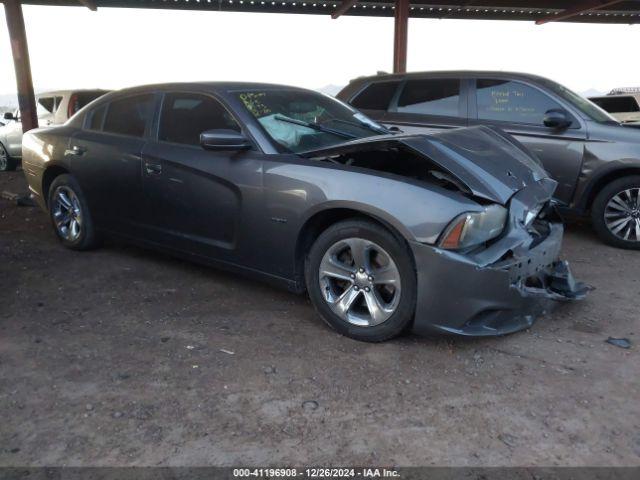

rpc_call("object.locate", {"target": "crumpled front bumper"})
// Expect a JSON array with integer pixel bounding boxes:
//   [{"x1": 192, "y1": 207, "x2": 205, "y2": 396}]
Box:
[{"x1": 409, "y1": 222, "x2": 589, "y2": 337}]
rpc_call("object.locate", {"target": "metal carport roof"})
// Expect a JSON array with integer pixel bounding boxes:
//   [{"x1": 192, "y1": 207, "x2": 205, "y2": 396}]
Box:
[
  {"x1": 3, "y1": 0, "x2": 640, "y2": 132},
  {"x1": 16, "y1": 1, "x2": 640, "y2": 23}
]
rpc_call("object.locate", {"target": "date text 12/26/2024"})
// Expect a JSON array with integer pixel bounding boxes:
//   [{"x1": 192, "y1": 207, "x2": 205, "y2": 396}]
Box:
[{"x1": 233, "y1": 468, "x2": 400, "y2": 478}]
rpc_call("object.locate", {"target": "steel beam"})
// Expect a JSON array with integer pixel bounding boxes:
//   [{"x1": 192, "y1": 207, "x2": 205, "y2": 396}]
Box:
[
  {"x1": 78, "y1": 0, "x2": 98, "y2": 11},
  {"x1": 3, "y1": 0, "x2": 38, "y2": 133},
  {"x1": 331, "y1": 0, "x2": 357, "y2": 19},
  {"x1": 536, "y1": 0, "x2": 624, "y2": 24},
  {"x1": 393, "y1": 0, "x2": 409, "y2": 73}
]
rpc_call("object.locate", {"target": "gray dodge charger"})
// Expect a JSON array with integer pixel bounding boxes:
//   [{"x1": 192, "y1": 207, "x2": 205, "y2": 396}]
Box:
[{"x1": 21, "y1": 82, "x2": 587, "y2": 342}]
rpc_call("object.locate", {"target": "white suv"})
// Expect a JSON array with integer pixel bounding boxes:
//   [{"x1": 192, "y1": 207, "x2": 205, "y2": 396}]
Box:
[
  {"x1": 589, "y1": 89, "x2": 640, "y2": 124},
  {"x1": 0, "y1": 89, "x2": 108, "y2": 171}
]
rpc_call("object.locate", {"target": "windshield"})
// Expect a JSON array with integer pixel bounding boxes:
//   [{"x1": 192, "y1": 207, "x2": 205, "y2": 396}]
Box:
[
  {"x1": 234, "y1": 89, "x2": 384, "y2": 153},
  {"x1": 538, "y1": 78, "x2": 619, "y2": 124}
]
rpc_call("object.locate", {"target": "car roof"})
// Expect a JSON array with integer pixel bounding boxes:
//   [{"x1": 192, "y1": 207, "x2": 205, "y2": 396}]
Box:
[
  {"x1": 104, "y1": 82, "x2": 312, "y2": 96},
  {"x1": 348, "y1": 70, "x2": 560, "y2": 84},
  {"x1": 37, "y1": 89, "x2": 110, "y2": 96}
]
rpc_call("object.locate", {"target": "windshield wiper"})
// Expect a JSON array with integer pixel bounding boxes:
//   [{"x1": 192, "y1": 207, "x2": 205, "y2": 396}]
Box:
[
  {"x1": 274, "y1": 115, "x2": 357, "y2": 139},
  {"x1": 329, "y1": 118, "x2": 392, "y2": 135}
]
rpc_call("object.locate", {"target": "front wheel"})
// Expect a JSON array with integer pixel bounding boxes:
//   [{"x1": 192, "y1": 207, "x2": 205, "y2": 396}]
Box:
[
  {"x1": 0, "y1": 143, "x2": 17, "y2": 171},
  {"x1": 305, "y1": 219, "x2": 416, "y2": 342},
  {"x1": 48, "y1": 174, "x2": 100, "y2": 250},
  {"x1": 591, "y1": 176, "x2": 640, "y2": 249}
]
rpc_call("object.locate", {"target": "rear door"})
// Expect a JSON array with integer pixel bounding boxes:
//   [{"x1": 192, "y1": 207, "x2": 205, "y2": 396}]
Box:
[
  {"x1": 140, "y1": 91, "x2": 263, "y2": 263},
  {"x1": 68, "y1": 93, "x2": 156, "y2": 234},
  {"x1": 382, "y1": 77, "x2": 468, "y2": 134},
  {"x1": 469, "y1": 77, "x2": 586, "y2": 205}
]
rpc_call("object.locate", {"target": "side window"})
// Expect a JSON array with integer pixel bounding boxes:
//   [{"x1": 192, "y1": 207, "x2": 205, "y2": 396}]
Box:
[
  {"x1": 351, "y1": 81, "x2": 401, "y2": 111},
  {"x1": 591, "y1": 96, "x2": 640, "y2": 114},
  {"x1": 103, "y1": 94, "x2": 154, "y2": 137},
  {"x1": 476, "y1": 79, "x2": 563, "y2": 125},
  {"x1": 158, "y1": 92, "x2": 240, "y2": 146},
  {"x1": 37, "y1": 97, "x2": 55, "y2": 117},
  {"x1": 54, "y1": 96, "x2": 64, "y2": 112},
  {"x1": 87, "y1": 104, "x2": 107, "y2": 131},
  {"x1": 397, "y1": 79, "x2": 461, "y2": 117}
]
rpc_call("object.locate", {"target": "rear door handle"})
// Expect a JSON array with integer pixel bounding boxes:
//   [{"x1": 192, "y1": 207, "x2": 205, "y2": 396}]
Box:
[
  {"x1": 66, "y1": 145, "x2": 87, "y2": 156},
  {"x1": 145, "y1": 162, "x2": 162, "y2": 175}
]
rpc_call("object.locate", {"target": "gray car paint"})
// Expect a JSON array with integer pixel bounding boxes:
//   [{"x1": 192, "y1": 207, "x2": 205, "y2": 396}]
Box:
[
  {"x1": 338, "y1": 71, "x2": 640, "y2": 214},
  {"x1": 21, "y1": 82, "x2": 586, "y2": 336}
]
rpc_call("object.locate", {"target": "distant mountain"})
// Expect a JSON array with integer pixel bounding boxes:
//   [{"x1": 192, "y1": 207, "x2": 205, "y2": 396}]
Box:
[
  {"x1": 580, "y1": 88, "x2": 606, "y2": 98},
  {"x1": 316, "y1": 84, "x2": 345, "y2": 97},
  {"x1": 0, "y1": 93, "x2": 18, "y2": 109}
]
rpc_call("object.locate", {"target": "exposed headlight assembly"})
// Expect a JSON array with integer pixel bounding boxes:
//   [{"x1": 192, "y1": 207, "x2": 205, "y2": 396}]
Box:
[{"x1": 439, "y1": 204, "x2": 508, "y2": 250}]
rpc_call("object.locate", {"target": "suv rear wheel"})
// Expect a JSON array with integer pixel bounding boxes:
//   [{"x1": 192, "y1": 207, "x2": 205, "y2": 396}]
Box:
[{"x1": 592, "y1": 175, "x2": 640, "y2": 249}]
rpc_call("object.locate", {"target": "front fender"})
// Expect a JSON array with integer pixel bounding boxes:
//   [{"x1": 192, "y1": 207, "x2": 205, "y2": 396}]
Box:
[{"x1": 267, "y1": 162, "x2": 484, "y2": 245}]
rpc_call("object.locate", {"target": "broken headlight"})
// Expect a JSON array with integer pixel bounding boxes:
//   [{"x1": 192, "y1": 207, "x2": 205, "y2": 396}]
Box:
[{"x1": 439, "y1": 204, "x2": 508, "y2": 250}]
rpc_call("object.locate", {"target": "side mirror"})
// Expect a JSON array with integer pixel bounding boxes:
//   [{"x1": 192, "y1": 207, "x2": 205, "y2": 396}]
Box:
[
  {"x1": 543, "y1": 109, "x2": 571, "y2": 129},
  {"x1": 200, "y1": 129, "x2": 252, "y2": 151},
  {"x1": 3, "y1": 112, "x2": 15, "y2": 121}
]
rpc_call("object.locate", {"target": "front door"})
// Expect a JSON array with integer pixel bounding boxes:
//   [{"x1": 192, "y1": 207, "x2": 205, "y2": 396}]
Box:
[
  {"x1": 141, "y1": 91, "x2": 263, "y2": 263},
  {"x1": 469, "y1": 78, "x2": 586, "y2": 205}
]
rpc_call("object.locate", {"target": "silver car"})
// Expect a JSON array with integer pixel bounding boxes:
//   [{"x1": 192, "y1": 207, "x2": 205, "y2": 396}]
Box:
[{"x1": 0, "y1": 89, "x2": 108, "y2": 171}]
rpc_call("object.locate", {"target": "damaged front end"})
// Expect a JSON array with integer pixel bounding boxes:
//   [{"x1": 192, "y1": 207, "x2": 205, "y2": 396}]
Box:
[
  {"x1": 409, "y1": 156, "x2": 590, "y2": 337},
  {"x1": 305, "y1": 125, "x2": 589, "y2": 336}
]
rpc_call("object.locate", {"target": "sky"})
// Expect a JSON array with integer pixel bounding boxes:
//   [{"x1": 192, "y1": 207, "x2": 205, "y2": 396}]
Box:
[{"x1": 0, "y1": 5, "x2": 638, "y2": 99}]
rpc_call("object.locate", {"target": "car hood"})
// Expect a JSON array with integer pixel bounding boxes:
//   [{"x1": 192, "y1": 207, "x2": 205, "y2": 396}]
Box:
[{"x1": 302, "y1": 125, "x2": 553, "y2": 205}]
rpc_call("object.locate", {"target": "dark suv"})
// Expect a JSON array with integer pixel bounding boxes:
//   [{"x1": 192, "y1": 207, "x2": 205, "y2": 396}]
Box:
[{"x1": 338, "y1": 71, "x2": 640, "y2": 249}]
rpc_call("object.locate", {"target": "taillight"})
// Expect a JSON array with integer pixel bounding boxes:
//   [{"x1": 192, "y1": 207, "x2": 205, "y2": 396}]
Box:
[{"x1": 67, "y1": 94, "x2": 78, "y2": 118}]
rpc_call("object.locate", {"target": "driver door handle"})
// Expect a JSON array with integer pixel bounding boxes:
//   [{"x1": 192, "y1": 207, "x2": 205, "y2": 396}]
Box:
[{"x1": 145, "y1": 162, "x2": 162, "y2": 175}]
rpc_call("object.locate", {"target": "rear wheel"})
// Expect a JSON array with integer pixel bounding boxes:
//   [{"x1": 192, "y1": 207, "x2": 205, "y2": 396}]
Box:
[
  {"x1": 305, "y1": 219, "x2": 416, "y2": 342},
  {"x1": 591, "y1": 175, "x2": 640, "y2": 249},
  {"x1": 0, "y1": 143, "x2": 17, "y2": 171},
  {"x1": 48, "y1": 174, "x2": 99, "y2": 250}
]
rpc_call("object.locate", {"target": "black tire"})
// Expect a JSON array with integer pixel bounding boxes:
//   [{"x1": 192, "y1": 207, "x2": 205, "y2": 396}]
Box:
[
  {"x1": 591, "y1": 175, "x2": 640, "y2": 249},
  {"x1": 47, "y1": 174, "x2": 100, "y2": 250},
  {"x1": 305, "y1": 219, "x2": 416, "y2": 342},
  {"x1": 0, "y1": 143, "x2": 17, "y2": 171}
]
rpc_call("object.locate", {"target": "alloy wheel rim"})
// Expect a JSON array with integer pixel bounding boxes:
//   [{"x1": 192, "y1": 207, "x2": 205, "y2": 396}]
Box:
[
  {"x1": 604, "y1": 187, "x2": 640, "y2": 242},
  {"x1": 319, "y1": 237, "x2": 401, "y2": 327},
  {"x1": 52, "y1": 186, "x2": 83, "y2": 242},
  {"x1": 0, "y1": 146, "x2": 7, "y2": 170}
]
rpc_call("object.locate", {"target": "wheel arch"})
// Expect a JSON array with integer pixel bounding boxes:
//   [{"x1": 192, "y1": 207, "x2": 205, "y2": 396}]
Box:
[
  {"x1": 42, "y1": 165, "x2": 70, "y2": 206},
  {"x1": 580, "y1": 166, "x2": 640, "y2": 212},
  {"x1": 293, "y1": 206, "x2": 415, "y2": 292}
]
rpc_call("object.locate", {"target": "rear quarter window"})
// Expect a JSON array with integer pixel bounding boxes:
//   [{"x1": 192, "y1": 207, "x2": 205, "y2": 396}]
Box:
[
  {"x1": 351, "y1": 81, "x2": 401, "y2": 111},
  {"x1": 87, "y1": 104, "x2": 107, "y2": 131}
]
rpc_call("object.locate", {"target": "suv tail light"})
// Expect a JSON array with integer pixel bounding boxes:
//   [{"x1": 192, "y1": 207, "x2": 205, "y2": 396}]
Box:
[{"x1": 67, "y1": 94, "x2": 78, "y2": 118}]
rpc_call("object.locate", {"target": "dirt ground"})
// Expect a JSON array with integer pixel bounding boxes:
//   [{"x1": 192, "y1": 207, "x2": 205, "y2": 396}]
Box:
[{"x1": 0, "y1": 170, "x2": 638, "y2": 467}]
